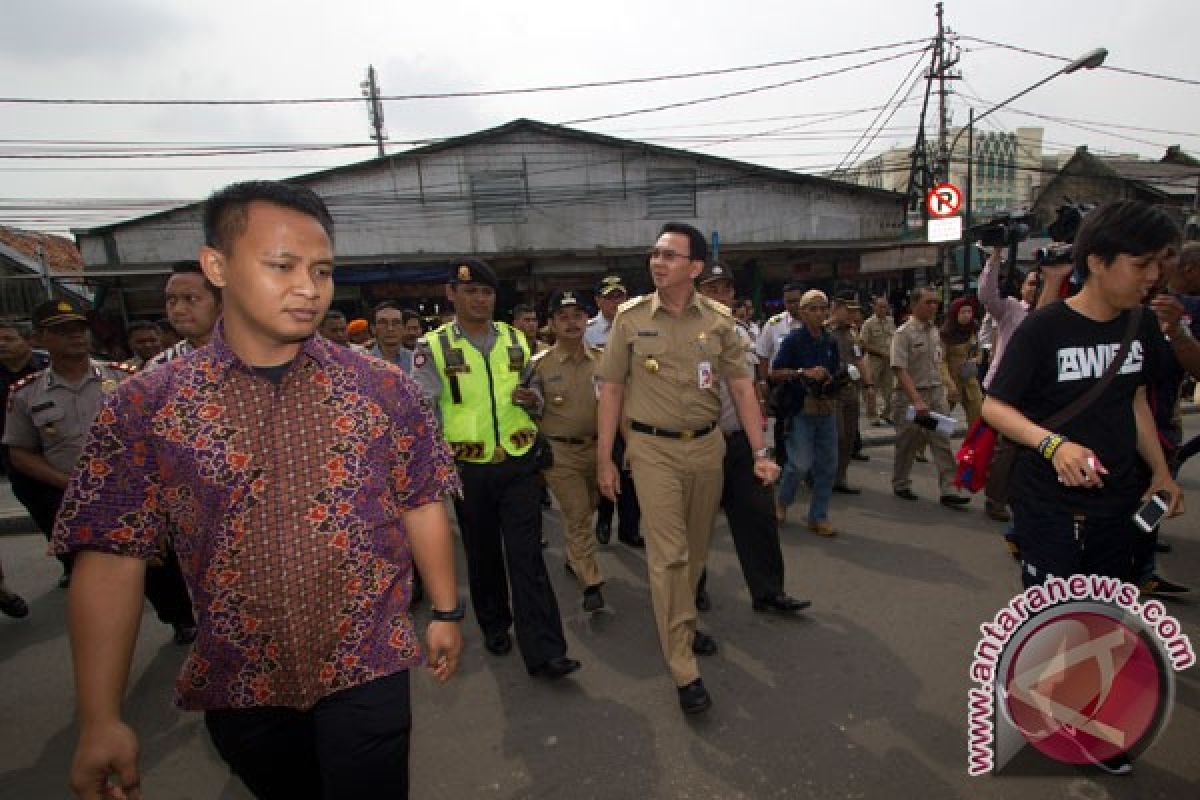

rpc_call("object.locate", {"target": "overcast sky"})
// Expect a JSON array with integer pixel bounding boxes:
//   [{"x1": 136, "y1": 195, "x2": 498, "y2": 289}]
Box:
[{"x1": 2, "y1": 0, "x2": 1197, "y2": 233}]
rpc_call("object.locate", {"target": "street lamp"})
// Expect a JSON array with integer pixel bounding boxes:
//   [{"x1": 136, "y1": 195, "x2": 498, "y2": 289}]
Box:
[{"x1": 954, "y1": 47, "x2": 1107, "y2": 296}]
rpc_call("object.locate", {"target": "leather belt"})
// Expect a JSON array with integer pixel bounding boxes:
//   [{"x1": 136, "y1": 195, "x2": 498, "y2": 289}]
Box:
[
  {"x1": 546, "y1": 435, "x2": 595, "y2": 445},
  {"x1": 630, "y1": 420, "x2": 717, "y2": 440}
]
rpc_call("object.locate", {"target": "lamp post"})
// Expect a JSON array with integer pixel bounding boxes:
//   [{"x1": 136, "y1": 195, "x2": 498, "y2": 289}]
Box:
[{"x1": 953, "y1": 47, "x2": 1107, "y2": 297}]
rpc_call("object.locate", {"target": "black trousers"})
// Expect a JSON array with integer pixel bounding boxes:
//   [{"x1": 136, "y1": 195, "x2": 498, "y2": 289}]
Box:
[
  {"x1": 205, "y1": 670, "x2": 411, "y2": 800},
  {"x1": 1013, "y1": 503, "x2": 1137, "y2": 588},
  {"x1": 716, "y1": 430, "x2": 787, "y2": 600},
  {"x1": 144, "y1": 544, "x2": 195, "y2": 628},
  {"x1": 454, "y1": 451, "x2": 567, "y2": 670},
  {"x1": 595, "y1": 433, "x2": 641, "y2": 540},
  {"x1": 8, "y1": 471, "x2": 72, "y2": 575}
]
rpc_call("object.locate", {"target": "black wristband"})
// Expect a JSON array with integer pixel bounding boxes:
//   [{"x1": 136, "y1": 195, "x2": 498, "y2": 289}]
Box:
[{"x1": 430, "y1": 603, "x2": 465, "y2": 622}]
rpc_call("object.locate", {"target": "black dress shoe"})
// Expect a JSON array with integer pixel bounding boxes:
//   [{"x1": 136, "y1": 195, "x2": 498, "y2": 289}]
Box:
[
  {"x1": 677, "y1": 678, "x2": 712, "y2": 714},
  {"x1": 0, "y1": 591, "x2": 30, "y2": 619},
  {"x1": 485, "y1": 631, "x2": 512, "y2": 656},
  {"x1": 618, "y1": 533, "x2": 645, "y2": 549},
  {"x1": 582, "y1": 585, "x2": 605, "y2": 612},
  {"x1": 529, "y1": 656, "x2": 581, "y2": 679},
  {"x1": 695, "y1": 587, "x2": 711, "y2": 612},
  {"x1": 594, "y1": 520, "x2": 612, "y2": 545},
  {"x1": 752, "y1": 592, "x2": 811, "y2": 614},
  {"x1": 893, "y1": 488, "x2": 919, "y2": 501},
  {"x1": 939, "y1": 494, "x2": 970, "y2": 511},
  {"x1": 851, "y1": 452, "x2": 870, "y2": 462},
  {"x1": 832, "y1": 484, "x2": 861, "y2": 495},
  {"x1": 691, "y1": 630, "x2": 718, "y2": 656}
]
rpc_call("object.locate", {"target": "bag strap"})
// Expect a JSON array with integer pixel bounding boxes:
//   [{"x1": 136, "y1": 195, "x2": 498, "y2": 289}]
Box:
[{"x1": 1042, "y1": 306, "x2": 1143, "y2": 430}]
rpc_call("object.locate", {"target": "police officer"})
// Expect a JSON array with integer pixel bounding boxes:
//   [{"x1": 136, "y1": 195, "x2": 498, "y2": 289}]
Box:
[
  {"x1": 756, "y1": 282, "x2": 807, "y2": 465},
  {"x1": 2, "y1": 299, "x2": 134, "y2": 586},
  {"x1": 585, "y1": 274, "x2": 643, "y2": 548},
  {"x1": 528, "y1": 290, "x2": 606, "y2": 612},
  {"x1": 695, "y1": 263, "x2": 810, "y2": 616},
  {"x1": 597, "y1": 223, "x2": 778, "y2": 715},
  {"x1": 829, "y1": 295, "x2": 871, "y2": 494},
  {"x1": 890, "y1": 287, "x2": 969, "y2": 509},
  {"x1": 412, "y1": 259, "x2": 580, "y2": 680}
]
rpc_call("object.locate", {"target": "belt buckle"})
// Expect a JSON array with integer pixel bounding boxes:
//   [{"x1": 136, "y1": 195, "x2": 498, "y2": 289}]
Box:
[{"x1": 680, "y1": 430, "x2": 694, "y2": 440}]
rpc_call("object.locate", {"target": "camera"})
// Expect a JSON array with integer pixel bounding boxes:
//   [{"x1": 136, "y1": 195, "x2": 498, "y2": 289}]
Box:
[
  {"x1": 1034, "y1": 244, "x2": 1073, "y2": 266},
  {"x1": 1047, "y1": 202, "x2": 1095, "y2": 243},
  {"x1": 966, "y1": 213, "x2": 1034, "y2": 248}
]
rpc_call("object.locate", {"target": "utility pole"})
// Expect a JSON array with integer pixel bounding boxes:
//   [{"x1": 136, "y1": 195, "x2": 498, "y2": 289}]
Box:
[{"x1": 360, "y1": 65, "x2": 387, "y2": 158}]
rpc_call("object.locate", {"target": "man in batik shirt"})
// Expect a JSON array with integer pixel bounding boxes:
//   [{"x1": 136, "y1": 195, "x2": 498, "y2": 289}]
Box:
[{"x1": 53, "y1": 180, "x2": 463, "y2": 800}]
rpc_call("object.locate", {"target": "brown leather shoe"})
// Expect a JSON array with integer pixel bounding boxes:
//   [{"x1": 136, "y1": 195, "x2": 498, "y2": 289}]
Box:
[{"x1": 807, "y1": 520, "x2": 836, "y2": 537}]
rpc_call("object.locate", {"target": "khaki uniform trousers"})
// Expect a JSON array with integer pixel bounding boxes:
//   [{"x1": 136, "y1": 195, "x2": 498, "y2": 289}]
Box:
[
  {"x1": 625, "y1": 427, "x2": 725, "y2": 687},
  {"x1": 543, "y1": 440, "x2": 602, "y2": 589},
  {"x1": 835, "y1": 383, "x2": 860, "y2": 486},
  {"x1": 891, "y1": 386, "x2": 957, "y2": 494},
  {"x1": 866, "y1": 355, "x2": 893, "y2": 419}
]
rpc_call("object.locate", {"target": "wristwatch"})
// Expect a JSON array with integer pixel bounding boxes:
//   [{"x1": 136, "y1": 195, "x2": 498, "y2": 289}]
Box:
[
  {"x1": 753, "y1": 447, "x2": 773, "y2": 460},
  {"x1": 430, "y1": 602, "x2": 465, "y2": 622}
]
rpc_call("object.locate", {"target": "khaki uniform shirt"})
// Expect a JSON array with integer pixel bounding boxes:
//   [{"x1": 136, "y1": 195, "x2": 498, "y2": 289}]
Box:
[
  {"x1": 2, "y1": 360, "x2": 132, "y2": 475},
  {"x1": 860, "y1": 315, "x2": 895, "y2": 360},
  {"x1": 890, "y1": 318, "x2": 945, "y2": 389},
  {"x1": 598, "y1": 291, "x2": 749, "y2": 430},
  {"x1": 529, "y1": 343, "x2": 600, "y2": 439}
]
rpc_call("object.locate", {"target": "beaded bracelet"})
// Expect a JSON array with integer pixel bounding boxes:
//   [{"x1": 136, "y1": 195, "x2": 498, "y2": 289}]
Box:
[{"x1": 1038, "y1": 433, "x2": 1066, "y2": 461}]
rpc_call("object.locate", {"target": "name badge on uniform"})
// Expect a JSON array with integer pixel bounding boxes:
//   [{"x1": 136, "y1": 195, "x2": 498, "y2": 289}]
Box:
[{"x1": 697, "y1": 361, "x2": 714, "y2": 389}]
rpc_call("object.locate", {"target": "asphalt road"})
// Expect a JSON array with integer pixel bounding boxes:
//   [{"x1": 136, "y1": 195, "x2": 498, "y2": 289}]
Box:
[{"x1": 2, "y1": 419, "x2": 1198, "y2": 800}]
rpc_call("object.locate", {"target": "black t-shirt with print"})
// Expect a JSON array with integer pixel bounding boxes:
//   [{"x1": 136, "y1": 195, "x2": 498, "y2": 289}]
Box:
[{"x1": 988, "y1": 301, "x2": 1168, "y2": 515}]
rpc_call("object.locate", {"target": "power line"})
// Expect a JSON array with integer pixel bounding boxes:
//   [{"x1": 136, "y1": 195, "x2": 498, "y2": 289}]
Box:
[
  {"x1": 830, "y1": 49, "x2": 928, "y2": 174},
  {"x1": 958, "y1": 35, "x2": 1200, "y2": 87},
  {"x1": 0, "y1": 40, "x2": 929, "y2": 106},
  {"x1": 559, "y1": 45, "x2": 932, "y2": 126}
]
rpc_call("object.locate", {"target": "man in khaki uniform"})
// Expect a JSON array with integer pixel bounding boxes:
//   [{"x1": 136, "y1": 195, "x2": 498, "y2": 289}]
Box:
[
  {"x1": 529, "y1": 290, "x2": 606, "y2": 613},
  {"x1": 829, "y1": 295, "x2": 871, "y2": 494},
  {"x1": 860, "y1": 295, "x2": 896, "y2": 425},
  {"x1": 597, "y1": 222, "x2": 778, "y2": 715},
  {"x1": 890, "y1": 287, "x2": 969, "y2": 510}
]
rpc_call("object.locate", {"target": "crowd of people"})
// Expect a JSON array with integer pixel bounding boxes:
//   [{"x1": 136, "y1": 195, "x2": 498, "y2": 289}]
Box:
[{"x1": 0, "y1": 181, "x2": 1197, "y2": 794}]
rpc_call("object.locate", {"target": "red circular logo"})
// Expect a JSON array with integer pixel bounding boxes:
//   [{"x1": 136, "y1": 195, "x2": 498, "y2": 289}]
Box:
[{"x1": 1004, "y1": 610, "x2": 1166, "y2": 766}]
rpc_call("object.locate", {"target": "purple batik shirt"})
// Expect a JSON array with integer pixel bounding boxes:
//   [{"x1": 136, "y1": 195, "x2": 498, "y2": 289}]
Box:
[{"x1": 52, "y1": 325, "x2": 460, "y2": 711}]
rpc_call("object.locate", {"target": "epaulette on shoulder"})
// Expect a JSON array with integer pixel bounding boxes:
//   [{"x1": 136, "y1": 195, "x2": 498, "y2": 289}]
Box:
[
  {"x1": 768, "y1": 312, "x2": 785, "y2": 324},
  {"x1": 698, "y1": 295, "x2": 733, "y2": 317},
  {"x1": 530, "y1": 348, "x2": 552, "y2": 364},
  {"x1": 108, "y1": 361, "x2": 139, "y2": 374},
  {"x1": 617, "y1": 294, "x2": 648, "y2": 313},
  {"x1": 8, "y1": 370, "x2": 44, "y2": 396}
]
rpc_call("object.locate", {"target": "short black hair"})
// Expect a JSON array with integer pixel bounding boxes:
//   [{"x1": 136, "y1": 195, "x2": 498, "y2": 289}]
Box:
[
  {"x1": 125, "y1": 320, "x2": 159, "y2": 339},
  {"x1": 168, "y1": 260, "x2": 221, "y2": 302},
  {"x1": 322, "y1": 310, "x2": 347, "y2": 324},
  {"x1": 512, "y1": 304, "x2": 537, "y2": 318},
  {"x1": 401, "y1": 309, "x2": 422, "y2": 327},
  {"x1": 203, "y1": 180, "x2": 335, "y2": 255},
  {"x1": 1073, "y1": 200, "x2": 1180, "y2": 283},
  {"x1": 371, "y1": 301, "x2": 400, "y2": 322},
  {"x1": 658, "y1": 222, "x2": 708, "y2": 262},
  {"x1": 0, "y1": 318, "x2": 31, "y2": 337},
  {"x1": 782, "y1": 282, "x2": 806, "y2": 295}
]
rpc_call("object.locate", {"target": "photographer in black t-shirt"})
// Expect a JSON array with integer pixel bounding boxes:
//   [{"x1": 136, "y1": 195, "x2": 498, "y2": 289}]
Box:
[{"x1": 982, "y1": 200, "x2": 1184, "y2": 588}]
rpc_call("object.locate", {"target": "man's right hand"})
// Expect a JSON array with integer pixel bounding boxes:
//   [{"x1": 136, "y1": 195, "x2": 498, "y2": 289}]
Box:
[
  {"x1": 597, "y1": 458, "x2": 620, "y2": 503},
  {"x1": 71, "y1": 720, "x2": 141, "y2": 800}
]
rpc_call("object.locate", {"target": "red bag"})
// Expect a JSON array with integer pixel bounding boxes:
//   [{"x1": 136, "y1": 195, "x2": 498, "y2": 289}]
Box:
[{"x1": 954, "y1": 418, "x2": 997, "y2": 493}]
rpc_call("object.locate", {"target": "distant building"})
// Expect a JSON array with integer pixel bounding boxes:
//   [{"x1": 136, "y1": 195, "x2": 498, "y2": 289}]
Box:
[
  {"x1": 0, "y1": 226, "x2": 88, "y2": 318},
  {"x1": 846, "y1": 127, "x2": 1045, "y2": 214}
]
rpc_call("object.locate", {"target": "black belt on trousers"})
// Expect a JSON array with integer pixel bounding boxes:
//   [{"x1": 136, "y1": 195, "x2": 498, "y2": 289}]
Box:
[
  {"x1": 546, "y1": 434, "x2": 595, "y2": 445},
  {"x1": 629, "y1": 420, "x2": 717, "y2": 440}
]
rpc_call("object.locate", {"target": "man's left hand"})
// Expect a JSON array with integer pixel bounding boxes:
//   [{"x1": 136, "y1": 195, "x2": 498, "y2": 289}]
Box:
[
  {"x1": 1147, "y1": 472, "x2": 1185, "y2": 517},
  {"x1": 1150, "y1": 294, "x2": 1184, "y2": 336},
  {"x1": 425, "y1": 621, "x2": 463, "y2": 684},
  {"x1": 753, "y1": 456, "x2": 780, "y2": 486}
]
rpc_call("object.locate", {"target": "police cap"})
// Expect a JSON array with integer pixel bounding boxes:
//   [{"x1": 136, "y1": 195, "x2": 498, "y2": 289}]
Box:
[
  {"x1": 448, "y1": 258, "x2": 498, "y2": 289},
  {"x1": 596, "y1": 274, "x2": 627, "y2": 298},
  {"x1": 32, "y1": 298, "x2": 88, "y2": 328},
  {"x1": 697, "y1": 261, "x2": 734, "y2": 286},
  {"x1": 547, "y1": 289, "x2": 585, "y2": 316}
]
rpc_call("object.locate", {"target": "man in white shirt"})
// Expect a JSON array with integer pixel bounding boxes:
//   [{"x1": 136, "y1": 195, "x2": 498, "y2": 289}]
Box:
[{"x1": 583, "y1": 274, "x2": 628, "y2": 348}]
